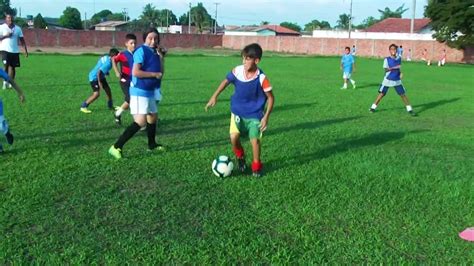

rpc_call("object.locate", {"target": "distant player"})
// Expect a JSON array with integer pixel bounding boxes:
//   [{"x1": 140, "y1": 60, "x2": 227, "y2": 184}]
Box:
[
  {"x1": 0, "y1": 13, "x2": 28, "y2": 90},
  {"x1": 421, "y1": 48, "x2": 431, "y2": 66},
  {"x1": 397, "y1": 45, "x2": 404, "y2": 58},
  {"x1": 108, "y1": 28, "x2": 164, "y2": 159},
  {"x1": 205, "y1": 43, "x2": 275, "y2": 177},
  {"x1": 0, "y1": 68, "x2": 25, "y2": 153},
  {"x1": 80, "y1": 48, "x2": 119, "y2": 113},
  {"x1": 406, "y1": 48, "x2": 412, "y2": 61},
  {"x1": 369, "y1": 44, "x2": 416, "y2": 116},
  {"x1": 112, "y1": 33, "x2": 137, "y2": 124},
  {"x1": 438, "y1": 49, "x2": 446, "y2": 67},
  {"x1": 351, "y1": 45, "x2": 356, "y2": 55},
  {"x1": 340, "y1": 46, "x2": 356, "y2": 89}
]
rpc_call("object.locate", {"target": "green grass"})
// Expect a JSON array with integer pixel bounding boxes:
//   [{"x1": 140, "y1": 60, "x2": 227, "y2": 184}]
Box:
[{"x1": 1, "y1": 53, "x2": 473, "y2": 263}]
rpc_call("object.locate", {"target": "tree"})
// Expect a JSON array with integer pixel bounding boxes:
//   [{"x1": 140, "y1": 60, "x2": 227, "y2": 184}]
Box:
[
  {"x1": 304, "y1": 19, "x2": 331, "y2": 31},
  {"x1": 59, "y1": 6, "x2": 83, "y2": 29},
  {"x1": 33, "y1": 13, "x2": 47, "y2": 29},
  {"x1": 90, "y1": 9, "x2": 113, "y2": 25},
  {"x1": 336, "y1": 13, "x2": 353, "y2": 29},
  {"x1": 14, "y1": 17, "x2": 27, "y2": 28},
  {"x1": 157, "y1": 9, "x2": 178, "y2": 27},
  {"x1": 261, "y1": 21, "x2": 270, "y2": 25},
  {"x1": 140, "y1": 3, "x2": 160, "y2": 27},
  {"x1": 280, "y1": 22, "x2": 302, "y2": 32},
  {"x1": 378, "y1": 4, "x2": 408, "y2": 20},
  {"x1": 192, "y1": 3, "x2": 213, "y2": 33},
  {"x1": 425, "y1": 0, "x2": 474, "y2": 48},
  {"x1": 356, "y1": 16, "x2": 378, "y2": 29},
  {"x1": 0, "y1": 0, "x2": 16, "y2": 16},
  {"x1": 178, "y1": 13, "x2": 189, "y2": 25}
]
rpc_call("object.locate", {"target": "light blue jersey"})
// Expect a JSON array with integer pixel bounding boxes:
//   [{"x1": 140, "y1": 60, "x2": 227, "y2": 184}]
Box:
[
  {"x1": 88, "y1": 55, "x2": 113, "y2": 82},
  {"x1": 341, "y1": 54, "x2": 355, "y2": 73},
  {"x1": 0, "y1": 69, "x2": 11, "y2": 134}
]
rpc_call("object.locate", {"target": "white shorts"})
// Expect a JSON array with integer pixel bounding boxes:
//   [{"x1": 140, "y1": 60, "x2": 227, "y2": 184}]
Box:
[
  {"x1": 130, "y1": 95, "x2": 157, "y2": 115},
  {"x1": 343, "y1": 72, "x2": 352, "y2": 79}
]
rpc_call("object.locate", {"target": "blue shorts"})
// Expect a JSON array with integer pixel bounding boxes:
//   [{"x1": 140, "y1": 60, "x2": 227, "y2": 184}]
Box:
[{"x1": 379, "y1": 84, "x2": 406, "y2": 95}]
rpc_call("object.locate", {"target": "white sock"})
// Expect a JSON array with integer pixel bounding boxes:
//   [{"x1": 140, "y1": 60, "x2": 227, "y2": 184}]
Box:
[
  {"x1": 115, "y1": 108, "x2": 124, "y2": 117},
  {"x1": 371, "y1": 103, "x2": 377, "y2": 109},
  {"x1": 343, "y1": 83, "x2": 347, "y2": 88},
  {"x1": 406, "y1": 105, "x2": 413, "y2": 112},
  {"x1": 350, "y1": 79, "x2": 355, "y2": 85},
  {"x1": 2, "y1": 81, "x2": 6, "y2": 88}
]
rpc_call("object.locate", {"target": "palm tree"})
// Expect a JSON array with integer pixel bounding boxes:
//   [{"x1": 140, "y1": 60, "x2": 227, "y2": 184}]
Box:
[
  {"x1": 378, "y1": 4, "x2": 409, "y2": 20},
  {"x1": 336, "y1": 13, "x2": 352, "y2": 30},
  {"x1": 140, "y1": 3, "x2": 160, "y2": 27},
  {"x1": 192, "y1": 3, "x2": 209, "y2": 33}
]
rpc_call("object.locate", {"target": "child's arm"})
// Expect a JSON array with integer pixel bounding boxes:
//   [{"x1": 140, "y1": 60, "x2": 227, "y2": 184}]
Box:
[
  {"x1": 260, "y1": 91, "x2": 274, "y2": 132},
  {"x1": 20, "y1": 37, "x2": 28, "y2": 58},
  {"x1": 9, "y1": 79, "x2": 25, "y2": 103},
  {"x1": 112, "y1": 57, "x2": 121, "y2": 78},
  {"x1": 205, "y1": 79, "x2": 230, "y2": 111},
  {"x1": 132, "y1": 63, "x2": 162, "y2": 79},
  {"x1": 97, "y1": 70, "x2": 105, "y2": 89}
]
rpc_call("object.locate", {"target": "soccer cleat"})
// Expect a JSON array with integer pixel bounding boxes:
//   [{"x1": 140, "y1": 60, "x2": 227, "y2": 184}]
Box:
[
  {"x1": 114, "y1": 106, "x2": 121, "y2": 111},
  {"x1": 148, "y1": 143, "x2": 165, "y2": 152},
  {"x1": 369, "y1": 108, "x2": 375, "y2": 113},
  {"x1": 252, "y1": 171, "x2": 262, "y2": 178},
  {"x1": 80, "y1": 107, "x2": 92, "y2": 114},
  {"x1": 5, "y1": 130, "x2": 14, "y2": 145},
  {"x1": 108, "y1": 145, "x2": 122, "y2": 159},
  {"x1": 408, "y1": 110, "x2": 417, "y2": 117},
  {"x1": 114, "y1": 113, "x2": 122, "y2": 125},
  {"x1": 351, "y1": 81, "x2": 356, "y2": 89},
  {"x1": 237, "y1": 157, "x2": 246, "y2": 173}
]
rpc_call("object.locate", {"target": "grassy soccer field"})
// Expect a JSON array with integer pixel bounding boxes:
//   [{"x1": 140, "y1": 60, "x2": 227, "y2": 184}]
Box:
[{"x1": 1, "y1": 51, "x2": 473, "y2": 263}]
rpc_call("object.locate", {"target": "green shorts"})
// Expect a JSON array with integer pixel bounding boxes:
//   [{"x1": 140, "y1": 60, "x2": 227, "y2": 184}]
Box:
[{"x1": 229, "y1": 113, "x2": 262, "y2": 139}]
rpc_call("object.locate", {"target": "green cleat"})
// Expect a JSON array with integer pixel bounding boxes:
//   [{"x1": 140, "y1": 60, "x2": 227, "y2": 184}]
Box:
[
  {"x1": 108, "y1": 145, "x2": 122, "y2": 159},
  {"x1": 80, "y1": 107, "x2": 92, "y2": 114}
]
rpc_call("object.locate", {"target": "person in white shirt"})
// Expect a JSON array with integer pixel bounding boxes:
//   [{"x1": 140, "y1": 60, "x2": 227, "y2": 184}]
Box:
[{"x1": 0, "y1": 13, "x2": 28, "y2": 90}]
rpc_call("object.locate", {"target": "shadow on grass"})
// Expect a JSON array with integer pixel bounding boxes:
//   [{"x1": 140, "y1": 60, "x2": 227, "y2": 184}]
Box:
[
  {"x1": 265, "y1": 130, "x2": 427, "y2": 174},
  {"x1": 414, "y1": 98, "x2": 460, "y2": 114},
  {"x1": 268, "y1": 116, "x2": 361, "y2": 136},
  {"x1": 354, "y1": 83, "x2": 380, "y2": 90}
]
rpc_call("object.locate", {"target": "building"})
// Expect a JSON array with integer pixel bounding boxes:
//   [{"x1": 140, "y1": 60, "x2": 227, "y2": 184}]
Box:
[
  {"x1": 225, "y1": 25, "x2": 301, "y2": 37},
  {"x1": 365, "y1": 18, "x2": 432, "y2": 34},
  {"x1": 93, "y1": 21, "x2": 129, "y2": 31}
]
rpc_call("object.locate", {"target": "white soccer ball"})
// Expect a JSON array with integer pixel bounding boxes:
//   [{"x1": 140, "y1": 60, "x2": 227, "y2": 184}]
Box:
[{"x1": 212, "y1": 155, "x2": 234, "y2": 177}]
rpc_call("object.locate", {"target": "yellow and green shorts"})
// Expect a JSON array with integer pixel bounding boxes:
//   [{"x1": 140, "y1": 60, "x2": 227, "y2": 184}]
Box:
[{"x1": 229, "y1": 113, "x2": 262, "y2": 139}]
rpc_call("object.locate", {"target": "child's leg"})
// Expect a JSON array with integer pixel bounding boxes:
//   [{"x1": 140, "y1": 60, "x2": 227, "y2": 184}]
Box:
[
  {"x1": 250, "y1": 138, "x2": 262, "y2": 175},
  {"x1": 395, "y1": 85, "x2": 415, "y2": 114},
  {"x1": 370, "y1": 85, "x2": 387, "y2": 111},
  {"x1": 83, "y1": 91, "x2": 100, "y2": 106},
  {"x1": 0, "y1": 99, "x2": 13, "y2": 145},
  {"x1": 146, "y1": 113, "x2": 161, "y2": 149},
  {"x1": 101, "y1": 81, "x2": 113, "y2": 109}
]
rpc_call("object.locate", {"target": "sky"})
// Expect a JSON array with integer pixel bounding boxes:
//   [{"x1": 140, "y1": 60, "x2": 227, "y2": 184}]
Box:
[{"x1": 11, "y1": 0, "x2": 428, "y2": 27}]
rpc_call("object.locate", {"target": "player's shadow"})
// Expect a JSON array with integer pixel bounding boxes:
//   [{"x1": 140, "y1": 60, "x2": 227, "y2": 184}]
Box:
[
  {"x1": 16, "y1": 125, "x2": 118, "y2": 140},
  {"x1": 268, "y1": 116, "x2": 361, "y2": 136},
  {"x1": 413, "y1": 98, "x2": 460, "y2": 114},
  {"x1": 265, "y1": 130, "x2": 427, "y2": 174},
  {"x1": 354, "y1": 83, "x2": 380, "y2": 89}
]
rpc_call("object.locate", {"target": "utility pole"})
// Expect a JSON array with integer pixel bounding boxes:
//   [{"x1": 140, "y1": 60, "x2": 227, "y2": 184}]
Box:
[
  {"x1": 410, "y1": 0, "x2": 416, "y2": 34},
  {"x1": 348, "y1": 0, "x2": 353, "y2": 38},
  {"x1": 188, "y1": 3, "x2": 192, "y2": 34},
  {"x1": 84, "y1": 12, "x2": 87, "y2": 29},
  {"x1": 167, "y1": 9, "x2": 169, "y2": 32},
  {"x1": 214, "y1": 2, "x2": 220, "y2": 34}
]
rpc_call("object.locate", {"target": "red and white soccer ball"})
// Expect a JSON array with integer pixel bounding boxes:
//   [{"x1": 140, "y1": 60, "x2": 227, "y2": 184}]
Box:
[{"x1": 212, "y1": 155, "x2": 234, "y2": 177}]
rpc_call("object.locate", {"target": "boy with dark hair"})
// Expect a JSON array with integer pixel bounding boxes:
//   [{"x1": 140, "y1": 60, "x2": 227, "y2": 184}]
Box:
[
  {"x1": 80, "y1": 48, "x2": 119, "y2": 113},
  {"x1": 340, "y1": 46, "x2": 356, "y2": 89},
  {"x1": 108, "y1": 28, "x2": 164, "y2": 159},
  {"x1": 369, "y1": 44, "x2": 416, "y2": 116},
  {"x1": 112, "y1": 33, "x2": 137, "y2": 124},
  {"x1": 0, "y1": 68, "x2": 25, "y2": 153},
  {"x1": 205, "y1": 43, "x2": 275, "y2": 177}
]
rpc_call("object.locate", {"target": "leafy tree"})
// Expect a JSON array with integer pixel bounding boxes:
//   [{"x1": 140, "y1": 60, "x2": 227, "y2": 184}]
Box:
[
  {"x1": 107, "y1": 12, "x2": 129, "y2": 22},
  {"x1": 33, "y1": 13, "x2": 47, "y2": 29},
  {"x1": 90, "y1": 9, "x2": 112, "y2": 25},
  {"x1": 59, "y1": 6, "x2": 83, "y2": 29},
  {"x1": 378, "y1": 4, "x2": 408, "y2": 20},
  {"x1": 356, "y1": 16, "x2": 378, "y2": 29},
  {"x1": 14, "y1": 17, "x2": 27, "y2": 27},
  {"x1": 140, "y1": 3, "x2": 160, "y2": 27},
  {"x1": 157, "y1": 9, "x2": 178, "y2": 27},
  {"x1": 336, "y1": 13, "x2": 353, "y2": 29},
  {"x1": 304, "y1": 19, "x2": 331, "y2": 31},
  {"x1": 0, "y1": 0, "x2": 16, "y2": 16},
  {"x1": 192, "y1": 3, "x2": 213, "y2": 33},
  {"x1": 425, "y1": 0, "x2": 474, "y2": 48},
  {"x1": 178, "y1": 13, "x2": 189, "y2": 25},
  {"x1": 280, "y1": 22, "x2": 302, "y2": 32},
  {"x1": 261, "y1": 21, "x2": 270, "y2": 25}
]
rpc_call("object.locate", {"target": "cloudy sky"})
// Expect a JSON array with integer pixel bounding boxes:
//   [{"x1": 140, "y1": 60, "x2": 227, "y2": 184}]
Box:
[{"x1": 12, "y1": 0, "x2": 428, "y2": 27}]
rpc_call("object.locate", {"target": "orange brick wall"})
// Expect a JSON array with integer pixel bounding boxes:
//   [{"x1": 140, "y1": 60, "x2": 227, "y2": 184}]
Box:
[{"x1": 223, "y1": 36, "x2": 472, "y2": 63}]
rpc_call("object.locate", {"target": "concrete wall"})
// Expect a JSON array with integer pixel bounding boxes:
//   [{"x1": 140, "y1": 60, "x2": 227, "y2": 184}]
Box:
[
  {"x1": 22, "y1": 29, "x2": 223, "y2": 49},
  {"x1": 223, "y1": 35, "x2": 472, "y2": 63},
  {"x1": 312, "y1": 30, "x2": 435, "y2": 41}
]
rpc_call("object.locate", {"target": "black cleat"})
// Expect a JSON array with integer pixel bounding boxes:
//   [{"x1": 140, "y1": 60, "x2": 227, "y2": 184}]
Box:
[
  {"x1": 369, "y1": 108, "x2": 375, "y2": 113},
  {"x1": 408, "y1": 110, "x2": 417, "y2": 117},
  {"x1": 5, "y1": 130, "x2": 14, "y2": 145},
  {"x1": 148, "y1": 143, "x2": 165, "y2": 152},
  {"x1": 114, "y1": 113, "x2": 122, "y2": 125},
  {"x1": 237, "y1": 157, "x2": 246, "y2": 173}
]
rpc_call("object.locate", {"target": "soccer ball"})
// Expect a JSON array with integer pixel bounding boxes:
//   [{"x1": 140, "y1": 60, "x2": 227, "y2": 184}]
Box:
[{"x1": 212, "y1": 155, "x2": 234, "y2": 177}]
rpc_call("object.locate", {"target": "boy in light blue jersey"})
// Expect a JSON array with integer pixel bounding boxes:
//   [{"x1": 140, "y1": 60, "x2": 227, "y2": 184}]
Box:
[
  {"x1": 109, "y1": 28, "x2": 164, "y2": 159},
  {"x1": 205, "y1": 43, "x2": 274, "y2": 177},
  {"x1": 369, "y1": 44, "x2": 416, "y2": 116},
  {"x1": 0, "y1": 68, "x2": 25, "y2": 153},
  {"x1": 340, "y1": 47, "x2": 356, "y2": 89},
  {"x1": 80, "y1": 48, "x2": 119, "y2": 113}
]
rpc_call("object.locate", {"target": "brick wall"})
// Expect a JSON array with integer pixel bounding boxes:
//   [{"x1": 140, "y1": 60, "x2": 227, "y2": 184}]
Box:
[
  {"x1": 223, "y1": 35, "x2": 473, "y2": 63},
  {"x1": 22, "y1": 29, "x2": 223, "y2": 49}
]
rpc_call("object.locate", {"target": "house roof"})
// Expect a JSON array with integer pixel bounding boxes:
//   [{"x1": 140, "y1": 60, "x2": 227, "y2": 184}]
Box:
[
  {"x1": 228, "y1": 24, "x2": 300, "y2": 35},
  {"x1": 365, "y1": 18, "x2": 431, "y2": 33},
  {"x1": 94, "y1": 21, "x2": 129, "y2": 27}
]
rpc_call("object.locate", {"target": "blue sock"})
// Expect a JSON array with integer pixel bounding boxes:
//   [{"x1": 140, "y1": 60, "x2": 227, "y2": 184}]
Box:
[
  {"x1": 107, "y1": 100, "x2": 113, "y2": 108},
  {"x1": 81, "y1": 101, "x2": 88, "y2": 108}
]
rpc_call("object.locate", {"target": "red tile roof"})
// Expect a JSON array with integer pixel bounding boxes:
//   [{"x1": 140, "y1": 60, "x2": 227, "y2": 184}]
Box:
[
  {"x1": 365, "y1": 18, "x2": 431, "y2": 33},
  {"x1": 262, "y1": 25, "x2": 301, "y2": 35}
]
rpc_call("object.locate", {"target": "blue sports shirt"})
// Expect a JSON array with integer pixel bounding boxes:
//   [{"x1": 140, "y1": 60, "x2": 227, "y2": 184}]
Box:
[
  {"x1": 88, "y1": 55, "x2": 112, "y2": 82},
  {"x1": 384, "y1": 56, "x2": 402, "y2": 81},
  {"x1": 130, "y1": 45, "x2": 161, "y2": 98},
  {"x1": 341, "y1": 54, "x2": 355, "y2": 73}
]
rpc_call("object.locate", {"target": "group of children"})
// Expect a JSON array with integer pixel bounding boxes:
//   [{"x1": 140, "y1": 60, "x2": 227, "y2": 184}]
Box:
[{"x1": 1, "y1": 28, "x2": 423, "y2": 177}]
